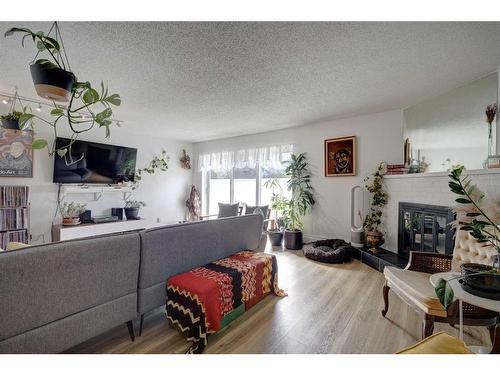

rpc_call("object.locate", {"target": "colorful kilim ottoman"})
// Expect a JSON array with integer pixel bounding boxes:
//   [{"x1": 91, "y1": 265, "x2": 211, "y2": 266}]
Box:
[{"x1": 166, "y1": 250, "x2": 287, "y2": 353}]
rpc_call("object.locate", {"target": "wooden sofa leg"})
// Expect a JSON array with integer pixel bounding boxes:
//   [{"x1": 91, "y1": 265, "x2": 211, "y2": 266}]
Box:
[
  {"x1": 381, "y1": 282, "x2": 390, "y2": 317},
  {"x1": 422, "y1": 314, "x2": 435, "y2": 339},
  {"x1": 126, "y1": 320, "x2": 135, "y2": 342},
  {"x1": 139, "y1": 314, "x2": 145, "y2": 336}
]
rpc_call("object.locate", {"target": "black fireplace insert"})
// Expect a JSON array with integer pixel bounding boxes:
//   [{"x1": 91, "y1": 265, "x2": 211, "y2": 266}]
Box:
[{"x1": 398, "y1": 202, "x2": 455, "y2": 257}]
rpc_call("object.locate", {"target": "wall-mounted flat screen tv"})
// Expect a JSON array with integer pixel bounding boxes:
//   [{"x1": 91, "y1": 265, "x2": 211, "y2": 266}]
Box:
[{"x1": 53, "y1": 137, "x2": 137, "y2": 184}]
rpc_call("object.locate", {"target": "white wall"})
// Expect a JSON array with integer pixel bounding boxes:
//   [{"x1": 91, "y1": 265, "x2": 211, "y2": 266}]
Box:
[
  {"x1": 193, "y1": 110, "x2": 404, "y2": 243},
  {"x1": 2, "y1": 123, "x2": 192, "y2": 245}
]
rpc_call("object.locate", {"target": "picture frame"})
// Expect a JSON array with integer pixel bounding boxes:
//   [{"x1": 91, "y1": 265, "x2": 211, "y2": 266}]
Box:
[
  {"x1": 0, "y1": 128, "x2": 34, "y2": 178},
  {"x1": 324, "y1": 136, "x2": 356, "y2": 176}
]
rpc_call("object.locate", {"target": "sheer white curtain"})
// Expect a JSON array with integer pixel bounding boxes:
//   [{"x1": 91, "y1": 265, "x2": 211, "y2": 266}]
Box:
[{"x1": 198, "y1": 144, "x2": 293, "y2": 172}]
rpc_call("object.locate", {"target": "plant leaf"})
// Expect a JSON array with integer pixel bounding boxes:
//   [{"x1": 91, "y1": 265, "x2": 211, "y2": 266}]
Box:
[
  {"x1": 56, "y1": 148, "x2": 67, "y2": 158},
  {"x1": 50, "y1": 108, "x2": 64, "y2": 116},
  {"x1": 104, "y1": 94, "x2": 121, "y2": 106},
  {"x1": 455, "y1": 198, "x2": 471, "y2": 204},
  {"x1": 32, "y1": 139, "x2": 48, "y2": 150},
  {"x1": 434, "y1": 278, "x2": 455, "y2": 309},
  {"x1": 18, "y1": 113, "x2": 34, "y2": 129}
]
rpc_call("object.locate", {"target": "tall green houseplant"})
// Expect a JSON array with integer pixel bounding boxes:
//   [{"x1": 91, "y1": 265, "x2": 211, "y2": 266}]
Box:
[{"x1": 282, "y1": 153, "x2": 315, "y2": 250}]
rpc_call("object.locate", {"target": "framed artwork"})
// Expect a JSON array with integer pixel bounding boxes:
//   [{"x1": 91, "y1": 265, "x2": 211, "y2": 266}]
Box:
[
  {"x1": 324, "y1": 136, "x2": 356, "y2": 176},
  {"x1": 0, "y1": 128, "x2": 33, "y2": 177}
]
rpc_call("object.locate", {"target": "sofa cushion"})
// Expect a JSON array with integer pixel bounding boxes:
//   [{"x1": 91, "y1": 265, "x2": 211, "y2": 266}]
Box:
[
  {"x1": 396, "y1": 332, "x2": 472, "y2": 354},
  {"x1": 218, "y1": 203, "x2": 240, "y2": 218},
  {"x1": 244, "y1": 205, "x2": 268, "y2": 218},
  {"x1": 384, "y1": 266, "x2": 446, "y2": 317},
  {"x1": 0, "y1": 232, "x2": 141, "y2": 341}
]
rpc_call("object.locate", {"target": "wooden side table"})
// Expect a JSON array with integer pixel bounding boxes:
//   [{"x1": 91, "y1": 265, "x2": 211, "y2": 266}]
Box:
[{"x1": 430, "y1": 272, "x2": 500, "y2": 354}]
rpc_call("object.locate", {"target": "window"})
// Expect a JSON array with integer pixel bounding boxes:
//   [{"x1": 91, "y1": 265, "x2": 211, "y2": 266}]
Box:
[
  {"x1": 233, "y1": 166, "x2": 257, "y2": 206},
  {"x1": 200, "y1": 145, "x2": 293, "y2": 216},
  {"x1": 207, "y1": 170, "x2": 231, "y2": 216}
]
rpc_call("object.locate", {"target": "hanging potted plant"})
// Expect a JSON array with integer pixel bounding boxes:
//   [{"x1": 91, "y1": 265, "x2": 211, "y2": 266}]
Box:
[
  {"x1": 0, "y1": 91, "x2": 35, "y2": 130},
  {"x1": 5, "y1": 24, "x2": 76, "y2": 102},
  {"x1": 363, "y1": 162, "x2": 388, "y2": 253},
  {"x1": 60, "y1": 201, "x2": 86, "y2": 226},
  {"x1": 5, "y1": 23, "x2": 121, "y2": 163},
  {"x1": 124, "y1": 200, "x2": 146, "y2": 220},
  {"x1": 263, "y1": 178, "x2": 287, "y2": 246},
  {"x1": 282, "y1": 153, "x2": 315, "y2": 250},
  {"x1": 0, "y1": 111, "x2": 22, "y2": 130}
]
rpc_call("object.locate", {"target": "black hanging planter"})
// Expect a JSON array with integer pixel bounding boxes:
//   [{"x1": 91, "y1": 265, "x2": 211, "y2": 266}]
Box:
[
  {"x1": 1, "y1": 118, "x2": 20, "y2": 130},
  {"x1": 460, "y1": 263, "x2": 500, "y2": 300},
  {"x1": 267, "y1": 231, "x2": 284, "y2": 246},
  {"x1": 284, "y1": 230, "x2": 303, "y2": 250},
  {"x1": 30, "y1": 63, "x2": 76, "y2": 102}
]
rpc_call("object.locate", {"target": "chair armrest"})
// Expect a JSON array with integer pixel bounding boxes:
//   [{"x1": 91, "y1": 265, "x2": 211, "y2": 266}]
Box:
[{"x1": 405, "y1": 251, "x2": 453, "y2": 274}]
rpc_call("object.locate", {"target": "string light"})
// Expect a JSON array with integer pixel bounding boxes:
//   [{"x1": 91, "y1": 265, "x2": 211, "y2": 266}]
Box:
[
  {"x1": 36, "y1": 104, "x2": 42, "y2": 112},
  {"x1": 1, "y1": 98, "x2": 9, "y2": 105}
]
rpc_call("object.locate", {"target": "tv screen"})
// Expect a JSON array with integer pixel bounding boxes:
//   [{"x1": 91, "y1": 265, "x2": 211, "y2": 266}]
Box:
[{"x1": 53, "y1": 138, "x2": 137, "y2": 184}]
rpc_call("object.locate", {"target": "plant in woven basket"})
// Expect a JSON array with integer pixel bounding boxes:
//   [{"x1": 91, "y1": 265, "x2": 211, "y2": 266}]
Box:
[{"x1": 435, "y1": 165, "x2": 500, "y2": 308}]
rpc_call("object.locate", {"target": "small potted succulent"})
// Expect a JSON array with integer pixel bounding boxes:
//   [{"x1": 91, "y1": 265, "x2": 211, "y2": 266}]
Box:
[
  {"x1": 60, "y1": 201, "x2": 86, "y2": 226},
  {"x1": 124, "y1": 200, "x2": 146, "y2": 220},
  {"x1": 1, "y1": 111, "x2": 22, "y2": 129}
]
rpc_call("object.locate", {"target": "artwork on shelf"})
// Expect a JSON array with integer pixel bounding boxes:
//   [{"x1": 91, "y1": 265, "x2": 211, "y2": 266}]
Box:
[
  {"x1": 324, "y1": 136, "x2": 356, "y2": 176},
  {"x1": 0, "y1": 129, "x2": 33, "y2": 177}
]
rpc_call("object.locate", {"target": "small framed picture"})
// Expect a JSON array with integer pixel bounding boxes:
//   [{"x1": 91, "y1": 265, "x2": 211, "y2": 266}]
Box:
[
  {"x1": 324, "y1": 136, "x2": 356, "y2": 176},
  {"x1": 0, "y1": 128, "x2": 34, "y2": 178}
]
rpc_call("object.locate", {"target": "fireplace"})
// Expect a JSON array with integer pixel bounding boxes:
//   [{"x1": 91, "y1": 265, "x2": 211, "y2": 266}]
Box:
[{"x1": 398, "y1": 202, "x2": 455, "y2": 258}]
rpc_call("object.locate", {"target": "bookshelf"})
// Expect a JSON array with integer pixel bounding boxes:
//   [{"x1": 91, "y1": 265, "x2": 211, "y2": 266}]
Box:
[{"x1": 0, "y1": 185, "x2": 29, "y2": 249}]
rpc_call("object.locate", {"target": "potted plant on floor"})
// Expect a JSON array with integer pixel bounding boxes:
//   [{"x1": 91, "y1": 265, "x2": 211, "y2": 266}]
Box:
[
  {"x1": 124, "y1": 200, "x2": 146, "y2": 220},
  {"x1": 282, "y1": 153, "x2": 315, "y2": 250},
  {"x1": 263, "y1": 178, "x2": 287, "y2": 246},
  {"x1": 60, "y1": 201, "x2": 86, "y2": 226},
  {"x1": 435, "y1": 166, "x2": 500, "y2": 306},
  {"x1": 363, "y1": 162, "x2": 388, "y2": 253}
]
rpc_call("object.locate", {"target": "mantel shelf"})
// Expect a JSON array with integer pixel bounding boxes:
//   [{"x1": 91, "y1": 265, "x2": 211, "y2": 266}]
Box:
[{"x1": 383, "y1": 168, "x2": 500, "y2": 179}]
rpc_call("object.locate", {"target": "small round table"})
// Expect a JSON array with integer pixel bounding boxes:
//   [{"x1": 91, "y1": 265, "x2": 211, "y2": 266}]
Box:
[{"x1": 430, "y1": 272, "x2": 500, "y2": 354}]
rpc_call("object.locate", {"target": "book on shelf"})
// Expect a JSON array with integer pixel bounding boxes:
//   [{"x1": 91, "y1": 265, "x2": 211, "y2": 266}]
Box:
[{"x1": 0, "y1": 186, "x2": 29, "y2": 208}]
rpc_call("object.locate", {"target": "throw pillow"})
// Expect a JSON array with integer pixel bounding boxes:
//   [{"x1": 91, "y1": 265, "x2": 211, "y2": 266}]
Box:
[
  {"x1": 245, "y1": 205, "x2": 268, "y2": 218},
  {"x1": 218, "y1": 202, "x2": 240, "y2": 218}
]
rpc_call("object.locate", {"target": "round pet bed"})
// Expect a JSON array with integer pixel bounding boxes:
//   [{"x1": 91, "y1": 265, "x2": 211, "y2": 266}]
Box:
[{"x1": 302, "y1": 239, "x2": 352, "y2": 264}]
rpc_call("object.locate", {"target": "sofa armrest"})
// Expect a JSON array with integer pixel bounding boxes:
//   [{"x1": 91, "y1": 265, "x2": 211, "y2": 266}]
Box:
[{"x1": 405, "y1": 251, "x2": 453, "y2": 274}]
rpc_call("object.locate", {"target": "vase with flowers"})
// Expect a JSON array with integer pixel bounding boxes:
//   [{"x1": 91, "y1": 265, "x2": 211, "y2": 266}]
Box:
[{"x1": 486, "y1": 103, "x2": 497, "y2": 158}]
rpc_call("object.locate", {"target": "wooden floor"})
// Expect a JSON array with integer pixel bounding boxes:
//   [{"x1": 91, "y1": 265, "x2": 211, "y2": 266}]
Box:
[{"x1": 68, "y1": 245, "x2": 491, "y2": 354}]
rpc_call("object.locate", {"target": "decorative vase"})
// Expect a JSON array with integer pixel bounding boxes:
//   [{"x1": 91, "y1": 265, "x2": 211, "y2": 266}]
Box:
[
  {"x1": 284, "y1": 230, "x2": 303, "y2": 250},
  {"x1": 460, "y1": 263, "x2": 500, "y2": 300},
  {"x1": 267, "y1": 231, "x2": 283, "y2": 246},
  {"x1": 366, "y1": 230, "x2": 385, "y2": 253},
  {"x1": 488, "y1": 122, "x2": 495, "y2": 157},
  {"x1": 62, "y1": 217, "x2": 81, "y2": 226},
  {"x1": 30, "y1": 63, "x2": 76, "y2": 102}
]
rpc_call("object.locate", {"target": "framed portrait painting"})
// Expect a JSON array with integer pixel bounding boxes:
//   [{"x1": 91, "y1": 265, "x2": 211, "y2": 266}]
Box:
[
  {"x1": 0, "y1": 128, "x2": 33, "y2": 177},
  {"x1": 324, "y1": 136, "x2": 356, "y2": 176}
]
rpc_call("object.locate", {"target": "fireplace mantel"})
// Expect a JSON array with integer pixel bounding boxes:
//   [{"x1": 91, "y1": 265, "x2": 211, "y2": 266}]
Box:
[{"x1": 383, "y1": 168, "x2": 500, "y2": 179}]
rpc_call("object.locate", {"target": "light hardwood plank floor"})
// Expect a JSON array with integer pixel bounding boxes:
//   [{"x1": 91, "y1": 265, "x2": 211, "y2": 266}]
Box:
[{"x1": 67, "y1": 246, "x2": 491, "y2": 354}]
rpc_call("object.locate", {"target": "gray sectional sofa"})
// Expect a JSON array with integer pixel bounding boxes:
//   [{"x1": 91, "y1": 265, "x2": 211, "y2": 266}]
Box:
[{"x1": 0, "y1": 214, "x2": 263, "y2": 353}]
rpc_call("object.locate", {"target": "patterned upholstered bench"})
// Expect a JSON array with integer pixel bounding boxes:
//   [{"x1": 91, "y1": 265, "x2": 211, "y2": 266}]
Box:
[{"x1": 166, "y1": 250, "x2": 286, "y2": 353}]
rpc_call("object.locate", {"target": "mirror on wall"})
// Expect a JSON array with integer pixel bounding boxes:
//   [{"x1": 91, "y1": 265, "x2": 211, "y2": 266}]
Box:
[{"x1": 403, "y1": 72, "x2": 498, "y2": 172}]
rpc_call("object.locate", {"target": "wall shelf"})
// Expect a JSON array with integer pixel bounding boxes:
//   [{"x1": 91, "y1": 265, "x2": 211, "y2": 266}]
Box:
[{"x1": 60, "y1": 184, "x2": 133, "y2": 201}]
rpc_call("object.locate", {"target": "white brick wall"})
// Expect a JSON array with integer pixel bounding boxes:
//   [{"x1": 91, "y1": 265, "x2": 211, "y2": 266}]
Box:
[{"x1": 382, "y1": 170, "x2": 500, "y2": 253}]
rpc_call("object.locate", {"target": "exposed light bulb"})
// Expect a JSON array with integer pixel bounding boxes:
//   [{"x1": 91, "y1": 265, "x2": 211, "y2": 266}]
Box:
[
  {"x1": 1, "y1": 98, "x2": 9, "y2": 105},
  {"x1": 36, "y1": 104, "x2": 42, "y2": 112},
  {"x1": 116, "y1": 121, "x2": 121, "y2": 127}
]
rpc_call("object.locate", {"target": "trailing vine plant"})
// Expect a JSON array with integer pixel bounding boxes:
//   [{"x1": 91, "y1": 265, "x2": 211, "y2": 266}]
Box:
[
  {"x1": 132, "y1": 150, "x2": 170, "y2": 189},
  {"x1": 5, "y1": 24, "x2": 121, "y2": 164},
  {"x1": 363, "y1": 162, "x2": 388, "y2": 232}
]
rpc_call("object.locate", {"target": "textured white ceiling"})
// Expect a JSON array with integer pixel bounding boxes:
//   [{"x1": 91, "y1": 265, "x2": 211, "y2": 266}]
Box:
[{"x1": 0, "y1": 22, "x2": 500, "y2": 142}]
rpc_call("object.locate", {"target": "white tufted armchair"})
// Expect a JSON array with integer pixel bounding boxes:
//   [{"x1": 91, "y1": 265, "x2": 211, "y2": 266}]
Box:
[{"x1": 382, "y1": 229, "x2": 498, "y2": 341}]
